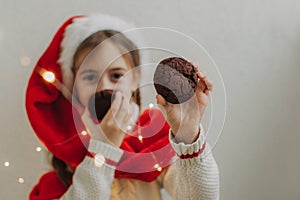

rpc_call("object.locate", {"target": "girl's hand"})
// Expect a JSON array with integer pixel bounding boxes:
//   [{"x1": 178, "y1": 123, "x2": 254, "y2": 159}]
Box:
[
  {"x1": 156, "y1": 66, "x2": 213, "y2": 144},
  {"x1": 81, "y1": 90, "x2": 133, "y2": 147}
]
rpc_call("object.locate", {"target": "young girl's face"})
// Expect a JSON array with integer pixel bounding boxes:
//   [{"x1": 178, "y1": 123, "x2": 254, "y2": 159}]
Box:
[{"x1": 73, "y1": 40, "x2": 139, "y2": 109}]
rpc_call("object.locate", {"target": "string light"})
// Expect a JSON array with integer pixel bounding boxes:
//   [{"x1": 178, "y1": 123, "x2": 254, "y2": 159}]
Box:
[
  {"x1": 94, "y1": 153, "x2": 105, "y2": 167},
  {"x1": 138, "y1": 135, "x2": 143, "y2": 142},
  {"x1": 42, "y1": 71, "x2": 56, "y2": 83},
  {"x1": 36, "y1": 147, "x2": 42, "y2": 152},
  {"x1": 20, "y1": 56, "x2": 31, "y2": 66},
  {"x1": 154, "y1": 163, "x2": 162, "y2": 171},
  {"x1": 38, "y1": 67, "x2": 74, "y2": 103},
  {"x1": 149, "y1": 103, "x2": 154, "y2": 108},
  {"x1": 4, "y1": 161, "x2": 9, "y2": 167},
  {"x1": 81, "y1": 131, "x2": 88, "y2": 136},
  {"x1": 127, "y1": 125, "x2": 132, "y2": 131},
  {"x1": 18, "y1": 178, "x2": 25, "y2": 184}
]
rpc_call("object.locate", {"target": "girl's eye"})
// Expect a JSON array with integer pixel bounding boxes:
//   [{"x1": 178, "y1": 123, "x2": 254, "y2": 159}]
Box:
[
  {"x1": 111, "y1": 73, "x2": 123, "y2": 80},
  {"x1": 83, "y1": 74, "x2": 97, "y2": 82}
]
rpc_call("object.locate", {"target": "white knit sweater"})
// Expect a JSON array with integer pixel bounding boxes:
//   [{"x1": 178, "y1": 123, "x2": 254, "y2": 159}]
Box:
[{"x1": 60, "y1": 126, "x2": 220, "y2": 200}]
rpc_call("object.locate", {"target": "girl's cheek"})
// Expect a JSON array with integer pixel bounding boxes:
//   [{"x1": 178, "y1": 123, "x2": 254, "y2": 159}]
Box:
[
  {"x1": 76, "y1": 80, "x2": 92, "y2": 98},
  {"x1": 81, "y1": 91, "x2": 93, "y2": 108}
]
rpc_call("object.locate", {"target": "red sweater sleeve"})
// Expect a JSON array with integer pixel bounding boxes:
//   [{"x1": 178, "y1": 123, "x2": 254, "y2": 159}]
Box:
[{"x1": 29, "y1": 171, "x2": 68, "y2": 200}]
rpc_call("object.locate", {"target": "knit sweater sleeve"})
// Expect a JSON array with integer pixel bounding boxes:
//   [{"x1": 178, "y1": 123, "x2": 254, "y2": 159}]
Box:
[
  {"x1": 158, "y1": 124, "x2": 220, "y2": 200},
  {"x1": 59, "y1": 139, "x2": 123, "y2": 200}
]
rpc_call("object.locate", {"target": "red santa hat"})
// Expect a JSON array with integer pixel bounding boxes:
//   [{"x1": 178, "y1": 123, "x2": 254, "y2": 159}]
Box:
[{"x1": 25, "y1": 14, "x2": 149, "y2": 166}]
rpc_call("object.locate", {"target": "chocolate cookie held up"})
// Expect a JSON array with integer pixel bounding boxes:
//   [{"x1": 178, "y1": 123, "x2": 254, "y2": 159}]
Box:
[
  {"x1": 88, "y1": 89, "x2": 115, "y2": 121},
  {"x1": 153, "y1": 57, "x2": 201, "y2": 104}
]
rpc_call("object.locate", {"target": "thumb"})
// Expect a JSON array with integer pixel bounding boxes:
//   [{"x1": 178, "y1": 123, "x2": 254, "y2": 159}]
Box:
[
  {"x1": 81, "y1": 108, "x2": 108, "y2": 142},
  {"x1": 81, "y1": 108, "x2": 97, "y2": 136},
  {"x1": 155, "y1": 94, "x2": 172, "y2": 116}
]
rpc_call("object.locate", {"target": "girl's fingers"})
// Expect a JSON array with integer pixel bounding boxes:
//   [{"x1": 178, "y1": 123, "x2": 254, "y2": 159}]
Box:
[
  {"x1": 156, "y1": 94, "x2": 167, "y2": 106},
  {"x1": 195, "y1": 77, "x2": 212, "y2": 103},
  {"x1": 113, "y1": 90, "x2": 131, "y2": 130},
  {"x1": 123, "y1": 103, "x2": 133, "y2": 125},
  {"x1": 81, "y1": 108, "x2": 93, "y2": 133},
  {"x1": 190, "y1": 62, "x2": 210, "y2": 90},
  {"x1": 204, "y1": 89, "x2": 210, "y2": 96},
  {"x1": 190, "y1": 61, "x2": 203, "y2": 77},
  {"x1": 107, "y1": 91, "x2": 122, "y2": 118},
  {"x1": 197, "y1": 79, "x2": 207, "y2": 92},
  {"x1": 193, "y1": 64, "x2": 202, "y2": 79},
  {"x1": 100, "y1": 89, "x2": 134, "y2": 133},
  {"x1": 203, "y1": 78, "x2": 213, "y2": 91},
  {"x1": 115, "y1": 96, "x2": 129, "y2": 122},
  {"x1": 81, "y1": 108, "x2": 109, "y2": 142},
  {"x1": 194, "y1": 67, "x2": 213, "y2": 92},
  {"x1": 195, "y1": 81, "x2": 206, "y2": 99},
  {"x1": 196, "y1": 67, "x2": 207, "y2": 79}
]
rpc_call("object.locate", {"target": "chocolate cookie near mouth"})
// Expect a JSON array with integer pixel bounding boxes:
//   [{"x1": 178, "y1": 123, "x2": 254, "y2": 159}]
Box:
[
  {"x1": 88, "y1": 89, "x2": 115, "y2": 121},
  {"x1": 153, "y1": 57, "x2": 206, "y2": 104}
]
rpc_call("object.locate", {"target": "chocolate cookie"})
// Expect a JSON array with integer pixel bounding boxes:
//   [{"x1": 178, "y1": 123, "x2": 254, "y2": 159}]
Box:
[
  {"x1": 153, "y1": 57, "x2": 200, "y2": 104},
  {"x1": 88, "y1": 89, "x2": 115, "y2": 121}
]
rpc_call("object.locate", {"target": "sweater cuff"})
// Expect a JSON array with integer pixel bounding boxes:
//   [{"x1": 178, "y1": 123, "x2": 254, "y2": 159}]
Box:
[
  {"x1": 88, "y1": 139, "x2": 124, "y2": 162},
  {"x1": 169, "y1": 123, "x2": 206, "y2": 157}
]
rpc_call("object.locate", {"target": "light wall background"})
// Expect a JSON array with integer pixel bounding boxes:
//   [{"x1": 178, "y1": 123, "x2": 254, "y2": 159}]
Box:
[{"x1": 0, "y1": 0, "x2": 300, "y2": 199}]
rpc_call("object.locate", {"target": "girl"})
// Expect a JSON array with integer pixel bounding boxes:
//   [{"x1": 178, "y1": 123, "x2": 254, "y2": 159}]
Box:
[{"x1": 26, "y1": 14, "x2": 219, "y2": 200}]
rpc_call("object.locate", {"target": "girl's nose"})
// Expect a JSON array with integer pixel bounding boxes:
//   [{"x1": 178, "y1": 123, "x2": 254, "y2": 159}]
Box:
[{"x1": 96, "y1": 77, "x2": 115, "y2": 92}]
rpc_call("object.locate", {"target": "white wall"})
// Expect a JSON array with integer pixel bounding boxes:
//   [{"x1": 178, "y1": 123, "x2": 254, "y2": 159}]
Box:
[{"x1": 0, "y1": 0, "x2": 299, "y2": 199}]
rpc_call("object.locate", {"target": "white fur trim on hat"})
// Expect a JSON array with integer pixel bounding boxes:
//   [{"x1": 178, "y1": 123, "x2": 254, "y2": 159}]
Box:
[{"x1": 58, "y1": 14, "x2": 148, "y2": 95}]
